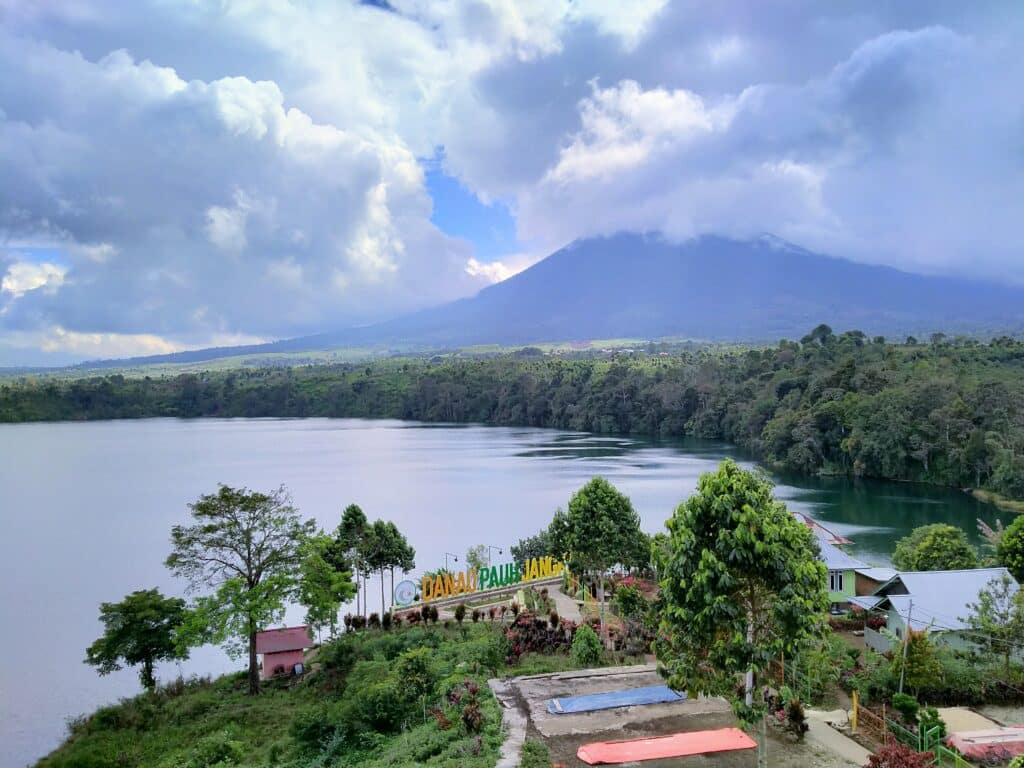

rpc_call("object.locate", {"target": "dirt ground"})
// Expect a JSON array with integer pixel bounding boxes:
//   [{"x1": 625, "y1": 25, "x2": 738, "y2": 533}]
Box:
[
  {"x1": 935, "y1": 707, "x2": 1000, "y2": 733},
  {"x1": 504, "y1": 664, "x2": 864, "y2": 768}
]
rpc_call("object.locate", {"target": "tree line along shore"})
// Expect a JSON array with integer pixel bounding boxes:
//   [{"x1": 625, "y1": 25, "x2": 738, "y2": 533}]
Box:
[{"x1": 4, "y1": 326, "x2": 1024, "y2": 505}]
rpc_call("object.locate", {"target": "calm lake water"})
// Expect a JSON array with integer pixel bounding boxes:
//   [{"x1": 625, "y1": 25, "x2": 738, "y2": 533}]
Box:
[{"x1": 0, "y1": 418, "x2": 1002, "y2": 767}]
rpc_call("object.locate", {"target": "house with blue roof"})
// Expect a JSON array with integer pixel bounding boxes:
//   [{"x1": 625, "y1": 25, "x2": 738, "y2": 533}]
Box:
[{"x1": 849, "y1": 567, "x2": 1019, "y2": 653}]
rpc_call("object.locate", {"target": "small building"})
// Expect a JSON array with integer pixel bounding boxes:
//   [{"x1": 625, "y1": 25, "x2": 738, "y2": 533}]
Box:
[
  {"x1": 817, "y1": 538, "x2": 869, "y2": 605},
  {"x1": 854, "y1": 566, "x2": 897, "y2": 597},
  {"x1": 255, "y1": 625, "x2": 313, "y2": 679},
  {"x1": 851, "y1": 567, "x2": 1019, "y2": 653}
]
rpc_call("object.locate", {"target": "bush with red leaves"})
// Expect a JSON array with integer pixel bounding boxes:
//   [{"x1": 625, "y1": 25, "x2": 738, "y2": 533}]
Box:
[
  {"x1": 865, "y1": 743, "x2": 933, "y2": 768},
  {"x1": 504, "y1": 612, "x2": 576, "y2": 663}
]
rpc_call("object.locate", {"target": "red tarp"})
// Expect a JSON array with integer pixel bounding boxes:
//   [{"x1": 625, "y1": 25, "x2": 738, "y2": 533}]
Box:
[
  {"x1": 948, "y1": 727, "x2": 1024, "y2": 761},
  {"x1": 577, "y1": 727, "x2": 758, "y2": 765}
]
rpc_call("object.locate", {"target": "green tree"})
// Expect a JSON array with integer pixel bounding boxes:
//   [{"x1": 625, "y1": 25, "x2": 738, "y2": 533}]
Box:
[
  {"x1": 384, "y1": 521, "x2": 415, "y2": 612},
  {"x1": 655, "y1": 460, "x2": 829, "y2": 723},
  {"x1": 892, "y1": 524, "x2": 977, "y2": 571},
  {"x1": 891, "y1": 629, "x2": 942, "y2": 694},
  {"x1": 166, "y1": 485, "x2": 315, "y2": 694},
  {"x1": 511, "y1": 528, "x2": 552, "y2": 564},
  {"x1": 466, "y1": 544, "x2": 489, "y2": 571},
  {"x1": 997, "y1": 515, "x2": 1024, "y2": 582},
  {"x1": 84, "y1": 588, "x2": 189, "y2": 690},
  {"x1": 335, "y1": 504, "x2": 370, "y2": 617},
  {"x1": 964, "y1": 572, "x2": 1024, "y2": 675},
  {"x1": 562, "y1": 478, "x2": 647, "y2": 638},
  {"x1": 298, "y1": 532, "x2": 356, "y2": 639}
]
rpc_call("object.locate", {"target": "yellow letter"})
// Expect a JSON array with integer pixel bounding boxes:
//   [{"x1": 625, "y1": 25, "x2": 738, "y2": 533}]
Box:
[{"x1": 421, "y1": 577, "x2": 433, "y2": 602}]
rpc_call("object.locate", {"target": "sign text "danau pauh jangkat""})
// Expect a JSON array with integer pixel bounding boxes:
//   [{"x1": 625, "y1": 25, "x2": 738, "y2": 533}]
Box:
[{"x1": 420, "y1": 556, "x2": 565, "y2": 602}]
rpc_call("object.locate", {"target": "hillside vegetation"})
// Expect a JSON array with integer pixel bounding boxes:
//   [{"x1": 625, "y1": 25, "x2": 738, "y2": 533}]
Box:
[
  {"x1": 4, "y1": 328, "x2": 1024, "y2": 500},
  {"x1": 40, "y1": 621, "x2": 583, "y2": 768}
]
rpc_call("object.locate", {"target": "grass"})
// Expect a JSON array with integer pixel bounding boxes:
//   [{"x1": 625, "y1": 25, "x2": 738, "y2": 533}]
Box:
[
  {"x1": 520, "y1": 738, "x2": 552, "y2": 768},
  {"x1": 971, "y1": 488, "x2": 1024, "y2": 514},
  {"x1": 40, "y1": 673, "x2": 321, "y2": 767},
  {"x1": 38, "y1": 621, "x2": 609, "y2": 768}
]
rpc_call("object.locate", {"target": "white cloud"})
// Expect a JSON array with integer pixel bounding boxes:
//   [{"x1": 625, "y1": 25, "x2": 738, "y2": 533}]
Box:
[
  {"x1": 464, "y1": 253, "x2": 541, "y2": 284},
  {"x1": 1, "y1": 261, "x2": 66, "y2": 297},
  {"x1": 1, "y1": 1, "x2": 1023, "y2": 361}
]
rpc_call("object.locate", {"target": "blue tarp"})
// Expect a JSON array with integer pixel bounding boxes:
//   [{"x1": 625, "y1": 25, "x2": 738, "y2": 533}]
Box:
[{"x1": 546, "y1": 684, "x2": 686, "y2": 714}]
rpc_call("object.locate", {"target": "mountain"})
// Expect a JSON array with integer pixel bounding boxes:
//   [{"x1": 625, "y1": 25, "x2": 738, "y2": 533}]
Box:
[
  {"x1": 66, "y1": 234, "x2": 1024, "y2": 369},
  {"x1": 279, "y1": 233, "x2": 1024, "y2": 347}
]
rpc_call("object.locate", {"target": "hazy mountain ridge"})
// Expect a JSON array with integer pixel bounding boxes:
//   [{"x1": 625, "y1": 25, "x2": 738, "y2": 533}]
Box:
[{"x1": 52, "y1": 234, "x2": 1024, "y2": 369}]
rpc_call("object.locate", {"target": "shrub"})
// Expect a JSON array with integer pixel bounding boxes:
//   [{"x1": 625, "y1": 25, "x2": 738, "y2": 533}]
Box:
[
  {"x1": 510, "y1": 602, "x2": 520, "y2": 618},
  {"x1": 343, "y1": 613, "x2": 353, "y2": 632},
  {"x1": 918, "y1": 707, "x2": 946, "y2": 739},
  {"x1": 549, "y1": 609, "x2": 559, "y2": 629},
  {"x1": 395, "y1": 647, "x2": 437, "y2": 702},
  {"x1": 185, "y1": 729, "x2": 245, "y2": 768},
  {"x1": 454, "y1": 603, "x2": 467, "y2": 624},
  {"x1": 521, "y1": 738, "x2": 552, "y2": 768},
  {"x1": 865, "y1": 743, "x2": 932, "y2": 768},
  {"x1": 368, "y1": 612, "x2": 381, "y2": 630},
  {"x1": 351, "y1": 679, "x2": 408, "y2": 733},
  {"x1": 614, "y1": 584, "x2": 647, "y2": 621},
  {"x1": 291, "y1": 708, "x2": 335, "y2": 753},
  {"x1": 381, "y1": 612, "x2": 392, "y2": 631},
  {"x1": 571, "y1": 624, "x2": 602, "y2": 667},
  {"x1": 786, "y1": 698, "x2": 808, "y2": 740},
  {"x1": 848, "y1": 650, "x2": 895, "y2": 702},
  {"x1": 1008, "y1": 756, "x2": 1024, "y2": 768},
  {"x1": 471, "y1": 608, "x2": 481, "y2": 623},
  {"x1": 892, "y1": 693, "x2": 920, "y2": 724}
]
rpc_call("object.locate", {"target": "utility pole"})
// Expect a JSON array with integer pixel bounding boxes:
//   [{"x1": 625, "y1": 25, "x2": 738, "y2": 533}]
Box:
[{"x1": 898, "y1": 600, "x2": 913, "y2": 694}]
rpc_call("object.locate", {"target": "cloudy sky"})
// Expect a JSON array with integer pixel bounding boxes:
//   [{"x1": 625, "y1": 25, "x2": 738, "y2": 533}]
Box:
[{"x1": 1, "y1": 1, "x2": 1021, "y2": 365}]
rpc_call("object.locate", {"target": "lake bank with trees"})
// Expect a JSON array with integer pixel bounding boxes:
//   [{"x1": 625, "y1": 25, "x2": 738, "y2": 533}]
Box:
[{"x1": 4, "y1": 329, "x2": 1024, "y2": 507}]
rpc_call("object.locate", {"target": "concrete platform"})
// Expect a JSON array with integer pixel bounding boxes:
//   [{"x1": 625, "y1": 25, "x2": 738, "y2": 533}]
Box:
[{"x1": 497, "y1": 664, "x2": 874, "y2": 768}]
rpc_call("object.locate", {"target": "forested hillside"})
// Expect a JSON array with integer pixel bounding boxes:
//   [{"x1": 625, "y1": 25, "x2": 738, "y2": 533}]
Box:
[{"x1": 4, "y1": 327, "x2": 1024, "y2": 500}]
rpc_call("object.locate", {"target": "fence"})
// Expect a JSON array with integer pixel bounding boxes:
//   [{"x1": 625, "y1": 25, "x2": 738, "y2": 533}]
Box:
[
  {"x1": 852, "y1": 697, "x2": 974, "y2": 768},
  {"x1": 766, "y1": 656, "x2": 833, "y2": 706},
  {"x1": 865, "y1": 627, "x2": 892, "y2": 653}
]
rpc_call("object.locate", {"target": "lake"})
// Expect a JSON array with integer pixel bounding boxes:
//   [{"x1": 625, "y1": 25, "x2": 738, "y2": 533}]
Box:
[{"x1": 0, "y1": 418, "x2": 1002, "y2": 767}]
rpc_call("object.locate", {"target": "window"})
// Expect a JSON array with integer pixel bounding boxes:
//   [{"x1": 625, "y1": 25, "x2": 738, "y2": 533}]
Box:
[{"x1": 829, "y1": 570, "x2": 844, "y2": 592}]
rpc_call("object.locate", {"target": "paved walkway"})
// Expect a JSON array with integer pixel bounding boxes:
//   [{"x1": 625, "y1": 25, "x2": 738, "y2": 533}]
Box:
[
  {"x1": 805, "y1": 709, "x2": 873, "y2": 767},
  {"x1": 548, "y1": 583, "x2": 583, "y2": 623}
]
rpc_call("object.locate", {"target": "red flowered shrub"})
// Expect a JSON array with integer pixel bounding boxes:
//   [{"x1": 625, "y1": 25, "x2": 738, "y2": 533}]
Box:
[{"x1": 865, "y1": 744, "x2": 932, "y2": 768}]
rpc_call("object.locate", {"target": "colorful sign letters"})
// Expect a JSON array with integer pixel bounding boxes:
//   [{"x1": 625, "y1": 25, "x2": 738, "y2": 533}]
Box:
[{"x1": 419, "y1": 556, "x2": 564, "y2": 603}]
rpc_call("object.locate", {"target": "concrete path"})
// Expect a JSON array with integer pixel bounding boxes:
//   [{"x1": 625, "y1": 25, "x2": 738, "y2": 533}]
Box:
[
  {"x1": 549, "y1": 583, "x2": 583, "y2": 623},
  {"x1": 805, "y1": 709, "x2": 873, "y2": 767},
  {"x1": 489, "y1": 678, "x2": 527, "y2": 768}
]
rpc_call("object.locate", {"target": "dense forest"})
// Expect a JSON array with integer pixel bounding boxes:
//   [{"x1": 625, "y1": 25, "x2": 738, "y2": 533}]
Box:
[{"x1": 4, "y1": 326, "x2": 1024, "y2": 499}]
